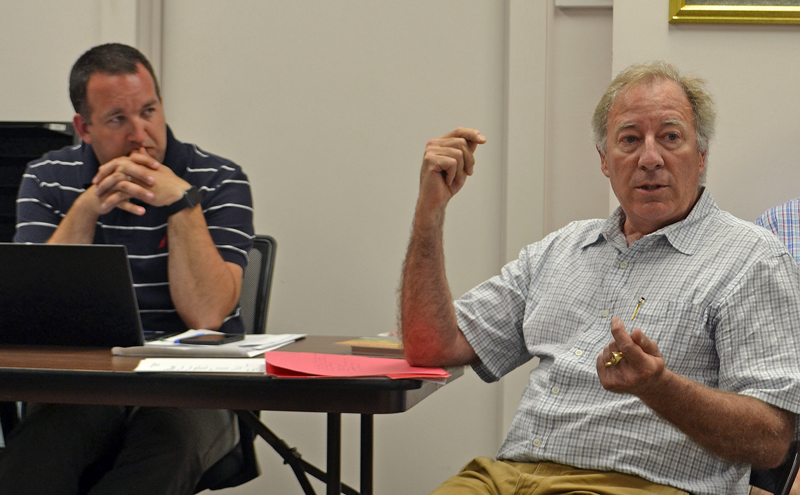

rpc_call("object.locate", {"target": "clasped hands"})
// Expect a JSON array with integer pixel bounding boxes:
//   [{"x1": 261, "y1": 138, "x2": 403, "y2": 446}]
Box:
[
  {"x1": 89, "y1": 147, "x2": 189, "y2": 216},
  {"x1": 597, "y1": 317, "x2": 666, "y2": 397}
]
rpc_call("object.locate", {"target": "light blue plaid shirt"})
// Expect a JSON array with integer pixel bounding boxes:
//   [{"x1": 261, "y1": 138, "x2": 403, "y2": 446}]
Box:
[
  {"x1": 756, "y1": 197, "x2": 800, "y2": 266},
  {"x1": 455, "y1": 190, "x2": 800, "y2": 495}
]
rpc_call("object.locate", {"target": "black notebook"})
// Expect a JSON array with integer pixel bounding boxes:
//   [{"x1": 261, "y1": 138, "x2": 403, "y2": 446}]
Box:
[{"x1": 0, "y1": 243, "x2": 147, "y2": 347}]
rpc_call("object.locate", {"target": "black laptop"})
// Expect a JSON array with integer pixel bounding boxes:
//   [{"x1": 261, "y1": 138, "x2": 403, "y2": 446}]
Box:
[{"x1": 0, "y1": 243, "x2": 147, "y2": 347}]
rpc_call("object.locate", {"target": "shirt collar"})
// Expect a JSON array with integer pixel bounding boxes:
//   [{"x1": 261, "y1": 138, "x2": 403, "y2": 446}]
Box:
[{"x1": 582, "y1": 188, "x2": 718, "y2": 255}]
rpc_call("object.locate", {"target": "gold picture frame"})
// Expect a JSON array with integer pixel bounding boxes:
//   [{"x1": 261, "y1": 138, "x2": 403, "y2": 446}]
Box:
[{"x1": 669, "y1": 0, "x2": 800, "y2": 24}]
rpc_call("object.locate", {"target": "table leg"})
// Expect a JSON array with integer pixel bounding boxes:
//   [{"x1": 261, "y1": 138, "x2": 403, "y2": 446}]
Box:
[
  {"x1": 235, "y1": 410, "x2": 318, "y2": 495},
  {"x1": 360, "y1": 414, "x2": 373, "y2": 495},
  {"x1": 327, "y1": 413, "x2": 342, "y2": 495}
]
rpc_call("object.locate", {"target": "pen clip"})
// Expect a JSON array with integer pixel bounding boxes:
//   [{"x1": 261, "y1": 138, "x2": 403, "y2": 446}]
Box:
[{"x1": 631, "y1": 297, "x2": 645, "y2": 321}]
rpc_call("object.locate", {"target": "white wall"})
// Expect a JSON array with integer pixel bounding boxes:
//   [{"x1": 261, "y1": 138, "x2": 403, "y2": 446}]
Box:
[
  {"x1": 0, "y1": 0, "x2": 157, "y2": 123},
  {"x1": 545, "y1": 5, "x2": 614, "y2": 233},
  {"x1": 0, "y1": 1, "x2": 106, "y2": 122}
]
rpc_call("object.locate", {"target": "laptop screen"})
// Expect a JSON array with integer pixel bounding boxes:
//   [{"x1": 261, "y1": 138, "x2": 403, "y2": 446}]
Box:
[{"x1": 0, "y1": 243, "x2": 145, "y2": 347}]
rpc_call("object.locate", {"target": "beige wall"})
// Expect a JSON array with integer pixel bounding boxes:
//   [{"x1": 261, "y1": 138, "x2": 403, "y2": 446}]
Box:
[
  {"x1": 545, "y1": 6, "x2": 613, "y2": 233},
  {"x1": 15, "y1": 0, "x2": 799, "y2": 494}
]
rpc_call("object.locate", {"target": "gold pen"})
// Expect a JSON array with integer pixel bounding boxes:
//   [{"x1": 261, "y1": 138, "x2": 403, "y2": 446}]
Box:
[{"x1": 631, "y1": 297, "x2": 645, "y2": 320}]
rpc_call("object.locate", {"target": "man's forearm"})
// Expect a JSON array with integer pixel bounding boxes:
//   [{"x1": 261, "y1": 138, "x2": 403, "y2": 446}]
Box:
[
  {"x1": 47, "y1": 192, "x2": 100, "y2": 244},
  {"x1": 166, "y1": 206, "x2": 241, "y2": 330},
  {"x1": 639, "y1": 370, "x2": 794, "y2": 468},
  {"x1": 401, "y1": 204, "x2": 476, "y2": 367},
  {"x1": 402, "y1": 128, "x2": 486, "y2": 367}
]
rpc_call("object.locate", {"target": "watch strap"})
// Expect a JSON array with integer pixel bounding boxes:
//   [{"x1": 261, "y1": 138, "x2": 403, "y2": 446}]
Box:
[{"x1": 165, "y1": 186, "x2": 202, "y2": 216}]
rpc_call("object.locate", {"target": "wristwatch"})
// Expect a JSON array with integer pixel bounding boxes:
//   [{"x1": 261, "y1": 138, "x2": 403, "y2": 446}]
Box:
[{"x1": 165, "y1": 186, "x2": 202, "y2": 216}]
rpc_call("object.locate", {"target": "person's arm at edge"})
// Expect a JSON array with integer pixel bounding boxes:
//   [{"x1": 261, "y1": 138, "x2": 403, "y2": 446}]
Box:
[{"x1": 401, "y1": 128, "x2": 485, "y2": 367}]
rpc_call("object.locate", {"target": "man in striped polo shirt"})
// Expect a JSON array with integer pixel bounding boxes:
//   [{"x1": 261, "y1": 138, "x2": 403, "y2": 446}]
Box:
[{"x1": 0, "y1": 44, "x2": 254, "y2": 495}]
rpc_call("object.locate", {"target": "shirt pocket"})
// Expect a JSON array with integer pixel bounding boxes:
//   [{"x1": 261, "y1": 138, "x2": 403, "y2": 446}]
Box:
[{"x1": 629, "y1": 300, "x2": 717, "y2": 385}]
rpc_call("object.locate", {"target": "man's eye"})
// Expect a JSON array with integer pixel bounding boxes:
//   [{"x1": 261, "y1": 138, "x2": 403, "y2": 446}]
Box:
[
  {"x1": 666, "y1": 133, "x2": 679, "y2": 141},
  {"x1": 622, "y1": 136, "x2": 637, "y2": 144}
]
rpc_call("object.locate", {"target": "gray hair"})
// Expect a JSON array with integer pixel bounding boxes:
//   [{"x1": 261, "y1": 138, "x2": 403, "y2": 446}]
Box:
[{"x1": 592, "y1": 61, "x2": 716, "y2": 183}]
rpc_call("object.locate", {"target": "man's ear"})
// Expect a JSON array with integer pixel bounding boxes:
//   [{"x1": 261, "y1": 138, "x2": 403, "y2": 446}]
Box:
[
  {"x1": 73, "y1": 114, "x2": 91, "y2": 144},
  {"x1": 698, "y1": 150, "x2": 707, "y2": 176},
  {"x1": 598, "y1": 146, "x2": 610, "y2": 178}
]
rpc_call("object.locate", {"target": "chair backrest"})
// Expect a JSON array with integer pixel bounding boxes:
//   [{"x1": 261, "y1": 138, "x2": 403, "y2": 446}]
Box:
[
  {"x1": 750, "y1": 440, "x2": 800, "y2": 495},
  {"x1": 238, "y1": 235, "x2": 276, "y2": 335}
]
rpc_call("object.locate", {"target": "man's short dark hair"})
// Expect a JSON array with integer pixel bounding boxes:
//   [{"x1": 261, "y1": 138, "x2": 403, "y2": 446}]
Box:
[{"x1": 69, "y1": 43, "x2": 161, "y2": 119}]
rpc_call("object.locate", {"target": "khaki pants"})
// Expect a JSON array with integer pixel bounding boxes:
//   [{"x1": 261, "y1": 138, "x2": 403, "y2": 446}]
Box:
[{"x1": 430, "y1": 457, "x2": 689, "y2": 495}]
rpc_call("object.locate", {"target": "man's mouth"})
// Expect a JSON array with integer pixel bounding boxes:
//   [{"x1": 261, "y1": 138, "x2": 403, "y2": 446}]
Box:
[{"x1": 638, "y1": 184, "x2": 664, "y2": 191}]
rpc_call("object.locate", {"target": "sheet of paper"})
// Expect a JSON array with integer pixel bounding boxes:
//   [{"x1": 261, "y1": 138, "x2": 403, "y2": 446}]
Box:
[
  {"x1": 113, "y1": 334, "x2": 306, "y2": 358},
  {"x1": 264, "y1": 351, "x2": 450, "y2": 380},
  {"x1": 134, "y1": 358, "x2": 266, "y2": 373}
]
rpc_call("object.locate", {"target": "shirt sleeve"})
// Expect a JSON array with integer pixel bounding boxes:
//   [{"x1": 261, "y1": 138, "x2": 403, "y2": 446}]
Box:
[
  {"x1": 198, "y1": 163, "x2": 255, "y2": 269},
  {"x1": 14, "y1": 161, "x2": 81, "y2": 244},
  {"x1": 755, "y1": 207, "x2": 777, "y2": 233},
  {"x1": 713, "y1": 251, "x2": 800, "y2": 420},
  {"x1": 455, "y1": 244, "x2": 537, "y2": 383}
]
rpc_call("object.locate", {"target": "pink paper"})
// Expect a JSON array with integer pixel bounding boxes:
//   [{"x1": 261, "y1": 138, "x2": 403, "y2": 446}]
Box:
[{"x1": 264, "y1": 351, "x2": 449, "y2": 379}]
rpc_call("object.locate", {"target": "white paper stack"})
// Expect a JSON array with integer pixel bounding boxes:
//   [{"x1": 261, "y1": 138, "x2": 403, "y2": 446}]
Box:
[{"x1": 112, "y1": 332, "x2": 306, "y2": 358}]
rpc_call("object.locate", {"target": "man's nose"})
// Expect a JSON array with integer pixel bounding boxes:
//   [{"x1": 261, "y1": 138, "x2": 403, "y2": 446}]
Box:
[
  {"x1": 638, "y1": 136, "x2": 664, "y2": 170},
  {"x1": 129, "y1": 118, "x2": 148, "y2": 145}
]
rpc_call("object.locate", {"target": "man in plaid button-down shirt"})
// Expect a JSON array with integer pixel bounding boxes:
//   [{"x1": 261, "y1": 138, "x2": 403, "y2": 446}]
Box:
[{"x1": 401, "y1": 62, "x2": 800, "y2": 495}]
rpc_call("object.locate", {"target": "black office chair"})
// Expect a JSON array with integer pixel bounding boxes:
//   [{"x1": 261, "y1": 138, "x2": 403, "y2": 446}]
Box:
[
  {"x1": 237, "y1": 235, "x2": 277, "y2": 337},
  {"x1": 750, "y1": 440, "x2": 800, "y2": 495},
  {"x1": 194, "y1": 234, "x2": 277, "y2": 492}
]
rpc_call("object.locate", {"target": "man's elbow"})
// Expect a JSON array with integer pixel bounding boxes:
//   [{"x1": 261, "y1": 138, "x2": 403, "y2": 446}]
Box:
[
  {"x1": 403, "y1": 340, "x2": 446, "y2": 368},
  {"x1": 755, "y1": 437, "x2": 793, "y2": 470},
  {"x1": 402, "y1": 329, "x2": 477, "y2": 368},
  {"x1": 181, "y1": 315, "x2": 224, "y2": 331},
  {"x1": 752, "y1": 413, "x2": 796, "y2": 469},
  {"x1": 178, "y1": 306, "x2": 232, "y2": 331}
]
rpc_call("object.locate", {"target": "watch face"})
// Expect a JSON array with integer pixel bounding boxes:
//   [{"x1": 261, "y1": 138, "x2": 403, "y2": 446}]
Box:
[
  {"x1": 166, "y1": 186, "x2": 202, "y2": 216},
  {"x1": 186, "y1": 186, "x2": 202, "y2": 206}
]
